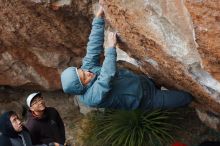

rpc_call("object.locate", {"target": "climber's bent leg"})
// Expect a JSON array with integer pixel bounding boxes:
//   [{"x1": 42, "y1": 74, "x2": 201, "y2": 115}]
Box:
[{"x1": 151, "y1": 90, "x2": 193, "y2": 109}]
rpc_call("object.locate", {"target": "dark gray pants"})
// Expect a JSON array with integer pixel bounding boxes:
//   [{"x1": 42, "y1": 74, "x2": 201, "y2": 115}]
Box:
[
  {"x1": 139, "y1": 76, "x2": 193, "y2": 110},
  {"x1": 150, "y1": 89, "x2": 192, "y2": 109}
]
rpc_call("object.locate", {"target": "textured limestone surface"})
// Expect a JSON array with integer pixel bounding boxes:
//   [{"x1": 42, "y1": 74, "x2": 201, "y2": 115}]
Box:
[
  {"x1": 102, "y1": 0, "x2": 220, "y2": 129},
  {"x1": 0, "y1": 0, "x2": 93, "y2": 90}
]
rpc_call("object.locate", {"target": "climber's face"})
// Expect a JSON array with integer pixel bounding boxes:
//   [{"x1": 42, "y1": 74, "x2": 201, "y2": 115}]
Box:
[{"x1": 77, "y1": 69, "x2": 95, "y2": 86}]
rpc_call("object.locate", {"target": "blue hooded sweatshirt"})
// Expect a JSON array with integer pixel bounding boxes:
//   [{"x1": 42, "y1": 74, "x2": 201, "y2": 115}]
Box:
[
  {"x1": 0, "y1": 111, "x2": 33, "y2": 146},
  {"x1": 61, "y1": 18, "x2": 154, "y2": 110}
]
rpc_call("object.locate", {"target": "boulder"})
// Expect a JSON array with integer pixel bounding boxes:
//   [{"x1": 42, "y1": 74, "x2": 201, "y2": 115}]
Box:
[
  {"x1": 102, "y1": 0, "x2": 220, "y2": 129},
  {"x1": 0, "y1": 0, "x2": 93, "y2": 90}
]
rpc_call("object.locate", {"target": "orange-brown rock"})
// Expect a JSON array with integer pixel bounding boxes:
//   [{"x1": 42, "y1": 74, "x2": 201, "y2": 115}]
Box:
[
  {"x1": 102, "y1": 0, "x2": 220, "y2": 129},
  {"x1": 0, "y1": 0, "x2": 93, "y2": 90}
]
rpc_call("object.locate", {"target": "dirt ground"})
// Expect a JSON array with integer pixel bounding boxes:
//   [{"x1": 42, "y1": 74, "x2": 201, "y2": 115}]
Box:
[{"x1": 0, "y1": 87, "x2": 220, "y2": 146}]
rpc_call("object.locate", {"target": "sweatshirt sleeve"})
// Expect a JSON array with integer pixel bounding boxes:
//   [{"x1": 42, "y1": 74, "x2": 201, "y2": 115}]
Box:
[
  {"x1": 25, "y1": 121, "x2": 40, "y2": 145},
  {"x1": 55, "y1": 110, "x2": 65, "y2": 144},
  {"x1": 81, "y1": 17, "x2": 105, "y2": 70},
  {"x1": 0, "y1": 135, "x2": 12, "y2": 146},
  {"x1": 81, "y1": 47, "x2": 117, "y2": 106}
]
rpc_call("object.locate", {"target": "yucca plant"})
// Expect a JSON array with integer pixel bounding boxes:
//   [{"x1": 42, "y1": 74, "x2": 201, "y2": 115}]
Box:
[{"x1": 81, "y1": 109, "x2": 179, "y2": 146}]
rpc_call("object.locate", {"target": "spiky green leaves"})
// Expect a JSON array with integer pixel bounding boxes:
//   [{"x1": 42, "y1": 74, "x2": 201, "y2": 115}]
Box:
[{"x1": 83, "y1": 109, "x2": 178, "y2": 146}]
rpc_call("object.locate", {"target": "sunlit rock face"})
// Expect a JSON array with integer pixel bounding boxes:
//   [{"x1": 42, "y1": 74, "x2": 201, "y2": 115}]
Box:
[
  {"x1": 0, "y1": 0, "x2": 93, "y2": 90},
  {"x1": 103, "y1": 0, "x2": 220, "y2": 129}
]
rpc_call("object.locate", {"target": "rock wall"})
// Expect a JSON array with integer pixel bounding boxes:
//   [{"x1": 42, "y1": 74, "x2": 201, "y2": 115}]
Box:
[
  {"x1": 102, "y1": 0, "x2": 220, "y2": 129},
  {"x1": 0, "y1": 0, "x2": 93, "y2": 90}
]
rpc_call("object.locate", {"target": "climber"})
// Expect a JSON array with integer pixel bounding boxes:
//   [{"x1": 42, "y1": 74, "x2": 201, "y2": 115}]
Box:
[
  {"x1": 60, "y1": 1, "x2": 193, "y2": 110},
  {"x1": 25, "y1": 92, "x2": 65, "y2": 146},
  {"x1": 0, "y1": 111, "x2": 34, "y2": 146}
]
